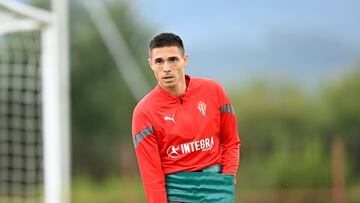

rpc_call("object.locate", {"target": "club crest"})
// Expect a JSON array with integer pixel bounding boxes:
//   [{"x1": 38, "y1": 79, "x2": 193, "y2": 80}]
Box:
[{"x1": 197, "y1": 100, "x2": 207, "y2": 116}]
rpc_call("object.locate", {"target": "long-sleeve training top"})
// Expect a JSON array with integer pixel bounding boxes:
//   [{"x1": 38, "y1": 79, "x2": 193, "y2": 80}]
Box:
[{"x1": 132, "y1": 75, "x2": 240, "y2": 203}]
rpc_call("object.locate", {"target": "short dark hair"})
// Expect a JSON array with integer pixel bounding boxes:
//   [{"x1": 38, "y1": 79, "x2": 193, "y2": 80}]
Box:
[{"x1": 149, "y1": 32, "x2": 185, "y2": 54}]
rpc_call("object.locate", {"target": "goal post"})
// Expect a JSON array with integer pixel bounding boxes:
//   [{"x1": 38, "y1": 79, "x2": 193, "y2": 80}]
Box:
[{"x1": 0, "y1": 0, "x2": 70, "y2": 203}]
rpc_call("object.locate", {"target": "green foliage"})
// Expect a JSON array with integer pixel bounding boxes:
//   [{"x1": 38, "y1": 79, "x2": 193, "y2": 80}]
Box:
[
  {"x1": 19, "y1": 0, "x2": 50, "y2": 10},
  {"x1": 232, "y1": 80, "x2": 326, "y2": 157},
  {"x1": 69, "y1": 1, "x2": 154, "y2": 178},
  {"x1": 324, "y1": 69, "x2": 360, "y2": 137},
  {"x1": 229, "y1": 68, "x2": 360, "y2": 188},
  {"x1": 238, "y1": 135, "x2": 331, "y2": 188},
  {"x1": 270, "y1": 136, "x2": 331, "y2": 187},
  {"x1": 323, "y1": 68, "x2": 360, "y2": 183}
]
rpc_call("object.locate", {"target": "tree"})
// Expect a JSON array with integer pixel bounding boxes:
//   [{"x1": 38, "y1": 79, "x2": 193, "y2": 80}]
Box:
[
  {"x1": 324, "y1": 68, "x2": 360, "y2": 184},
  {"x1": 69, "y1": 0, "x2": 155, "y2": 179}
]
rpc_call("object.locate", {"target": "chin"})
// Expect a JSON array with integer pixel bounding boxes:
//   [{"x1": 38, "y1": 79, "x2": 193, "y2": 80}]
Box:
[{"x1": 162, "y1": 83, "x2": 175, "y2": 88}]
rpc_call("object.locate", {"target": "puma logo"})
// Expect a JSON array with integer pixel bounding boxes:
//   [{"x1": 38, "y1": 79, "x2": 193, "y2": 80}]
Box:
[{"x1": 164, "y1": 114, "x2": 175, "y2": 123}]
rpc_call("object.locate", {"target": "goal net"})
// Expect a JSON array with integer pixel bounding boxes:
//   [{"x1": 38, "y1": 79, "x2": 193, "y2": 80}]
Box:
[
  {"x1": 0, "y1": 1, "x2": 70, "y2": 203},
  {"x1": 0, "y1": 29, "x2": 43, "y2": 203}
]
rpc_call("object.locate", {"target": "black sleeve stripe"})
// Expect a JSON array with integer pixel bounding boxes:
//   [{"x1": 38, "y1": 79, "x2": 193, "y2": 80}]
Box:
[
  {"x1": 133, "y1": 126, "x2": 154, "y2": 148},
  {"x1": 220, "y1": 104, "x2": 235, "y2": 115}
]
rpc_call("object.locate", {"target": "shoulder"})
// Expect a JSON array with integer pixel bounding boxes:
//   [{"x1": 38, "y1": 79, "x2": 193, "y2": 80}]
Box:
[
  {"x1": 133, "y1": 88, "x2": 157, "y2": 117},
  {"x1": 191, "y1": 76, "x2": 224, "y2": 91},
  {"x1": 191, "y1": 77, "x2": 230, "y2": 104}
]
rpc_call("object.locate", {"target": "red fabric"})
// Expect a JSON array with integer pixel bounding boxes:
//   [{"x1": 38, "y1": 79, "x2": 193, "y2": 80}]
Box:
[{"x1": 132, "y1": 75, "x2": 240, "y2": 203}]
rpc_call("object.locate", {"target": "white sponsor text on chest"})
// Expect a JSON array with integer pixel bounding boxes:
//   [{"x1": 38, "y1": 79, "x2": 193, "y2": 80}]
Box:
[{"x1": 181, "y1": 136, "x2": 214, "y2": 153}]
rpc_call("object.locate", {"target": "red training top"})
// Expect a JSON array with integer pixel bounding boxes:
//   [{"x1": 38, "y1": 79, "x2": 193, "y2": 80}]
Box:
[{"x1": 132, "y1": 75, "x2": 240, "y2": 203}]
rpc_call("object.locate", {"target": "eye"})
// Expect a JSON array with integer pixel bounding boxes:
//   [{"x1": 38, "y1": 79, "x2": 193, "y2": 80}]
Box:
[
  {"x1": 154, "y1": 59, "x2": 163, "y2": 64},
  {"x1": 169, "y1": 57, "x2": 178, "y2": 62}
]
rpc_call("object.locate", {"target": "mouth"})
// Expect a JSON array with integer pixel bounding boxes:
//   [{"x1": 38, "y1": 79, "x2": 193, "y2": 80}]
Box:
[{"x1": 162, "y1": 75, "x2": 174, "y2": 80}]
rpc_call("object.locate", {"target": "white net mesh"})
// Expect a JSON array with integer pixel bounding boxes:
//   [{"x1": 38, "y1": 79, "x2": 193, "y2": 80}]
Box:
[{"x1": 0, "y1": 31, "x2": 43, "y2": 203}]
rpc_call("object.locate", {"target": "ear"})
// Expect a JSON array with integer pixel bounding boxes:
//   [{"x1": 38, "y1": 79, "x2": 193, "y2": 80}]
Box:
[{"x1": 183, "y1": 53, "x2": 189, "y2": 66}]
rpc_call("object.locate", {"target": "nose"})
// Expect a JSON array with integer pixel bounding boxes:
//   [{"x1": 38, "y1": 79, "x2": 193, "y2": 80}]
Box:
[{"x1": 163, "y1": 62, "x2": 171, "y2": 72}]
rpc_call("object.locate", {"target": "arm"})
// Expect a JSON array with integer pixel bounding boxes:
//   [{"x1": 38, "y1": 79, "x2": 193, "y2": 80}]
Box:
[
  {"x1": 132, "y1": 109, "x2": 168, "y2": 203},
  {"x1": 216, "y1": 84, "x2": 241, "y2": 177}
]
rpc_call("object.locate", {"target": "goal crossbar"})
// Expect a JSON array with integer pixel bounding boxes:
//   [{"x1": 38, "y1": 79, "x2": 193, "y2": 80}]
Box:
[
  {"x1": 0, "y1": 0, "x2": 52, "y2": 24},
  {"x1": 0, "y1": 19, "x2": 42, "y2": 34}
]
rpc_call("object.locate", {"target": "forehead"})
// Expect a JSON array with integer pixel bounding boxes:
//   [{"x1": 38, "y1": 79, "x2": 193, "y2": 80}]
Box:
[{"x1": 150, "y1": 46, "x2": 183, "y2": 59}]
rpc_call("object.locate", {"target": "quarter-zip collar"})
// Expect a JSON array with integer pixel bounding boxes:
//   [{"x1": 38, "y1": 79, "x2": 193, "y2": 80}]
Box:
[{"x1": 155, "y1": 75, "x2": 191, "y2": 104}]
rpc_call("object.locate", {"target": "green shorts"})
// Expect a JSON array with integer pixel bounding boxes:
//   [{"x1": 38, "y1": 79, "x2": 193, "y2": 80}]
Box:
[{"x1": 165, "y1": 165, "x2": 234, "y2": 203}]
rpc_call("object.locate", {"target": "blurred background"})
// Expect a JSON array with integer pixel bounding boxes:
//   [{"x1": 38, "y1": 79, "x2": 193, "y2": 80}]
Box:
[{"x1": 4, "y1": 0, "x2": 360, "y2": 202}]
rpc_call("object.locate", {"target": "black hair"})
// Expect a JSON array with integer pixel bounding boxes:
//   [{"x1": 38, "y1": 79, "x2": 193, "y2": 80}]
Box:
[{"x1": 149, "y1": 32, "x2": 185, "y2": 54}]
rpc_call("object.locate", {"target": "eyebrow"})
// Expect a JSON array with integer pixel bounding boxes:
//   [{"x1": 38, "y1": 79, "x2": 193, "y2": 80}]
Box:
[
  {"x1": 154, "y1": 57, "x2": 164, "y2": 62},
  {"x1": 154, "y1": 56, "x2": 179, "y2": 60},
  {"x1": 168, "y1": 56, "x2": 179, "y2": 60}
]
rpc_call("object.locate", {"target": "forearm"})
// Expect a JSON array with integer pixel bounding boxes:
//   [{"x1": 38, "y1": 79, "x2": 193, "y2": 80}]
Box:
[
  {"x1": 136, "y1": 144, "x2": 168, "y2": 203},
  {"x1": 221, "y1": 141, "x2": 240, "y2": 175}
]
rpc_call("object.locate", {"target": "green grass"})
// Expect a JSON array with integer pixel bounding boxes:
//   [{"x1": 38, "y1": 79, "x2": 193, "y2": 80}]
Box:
[
  {"x1": 72, "y1": 176, "x2": 146, "y2": 203},
  {"x1": 72, "y1": 176, "x2": 360, "y2": 203}
]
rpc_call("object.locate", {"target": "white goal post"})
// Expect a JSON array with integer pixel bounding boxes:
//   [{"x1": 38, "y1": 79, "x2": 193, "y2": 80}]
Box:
[{"x1": 0, "y1": 0, "x2": 70, "y2": 203}]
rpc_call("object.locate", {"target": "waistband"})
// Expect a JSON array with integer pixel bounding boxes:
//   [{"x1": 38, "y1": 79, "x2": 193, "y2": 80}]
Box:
[
  {"x1": 194, "y1": 164, "x2": 222, "y2": 173},
  {"x1": 165, "y1": 164, "x2": 234, "y2": 203}
]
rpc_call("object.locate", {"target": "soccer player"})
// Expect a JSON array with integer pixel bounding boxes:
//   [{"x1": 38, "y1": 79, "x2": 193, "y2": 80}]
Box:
[{"x1": 132, "y1": 32, "x2": 240, "y2": 203}]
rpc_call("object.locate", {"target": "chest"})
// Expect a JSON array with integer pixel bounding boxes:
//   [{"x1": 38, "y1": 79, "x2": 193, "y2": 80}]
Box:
[{"x1": 152, "y1": 94, "x2": 220, "y2": 146}]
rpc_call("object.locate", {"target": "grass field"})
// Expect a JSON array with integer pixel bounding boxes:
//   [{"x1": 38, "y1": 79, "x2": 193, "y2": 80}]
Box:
[
  {"x1": 72, "y1": 176, "x2": 146, "y2": 203},
  {"x1": 72, "y1": 176, "x2": 360, "y2": 203}
]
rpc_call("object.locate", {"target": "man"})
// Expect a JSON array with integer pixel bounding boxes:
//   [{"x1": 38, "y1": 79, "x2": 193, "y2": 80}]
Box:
[{"x1": 132, "y1": 33, "x2": 240, "y2": 203}]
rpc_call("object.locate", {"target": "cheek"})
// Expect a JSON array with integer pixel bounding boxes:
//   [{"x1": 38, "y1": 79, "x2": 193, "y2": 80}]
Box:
[
  {"x1": 154, "y1": 70, "x2": 162, "y2": 80},
  {"x1": 176, "y1": 66, "x2": 185, "y2": 76}
]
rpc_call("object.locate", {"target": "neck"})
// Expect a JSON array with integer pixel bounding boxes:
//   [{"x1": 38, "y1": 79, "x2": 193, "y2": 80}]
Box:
[{"x1": 162, "y1": 77, "x2": 186, "y2": 96}]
